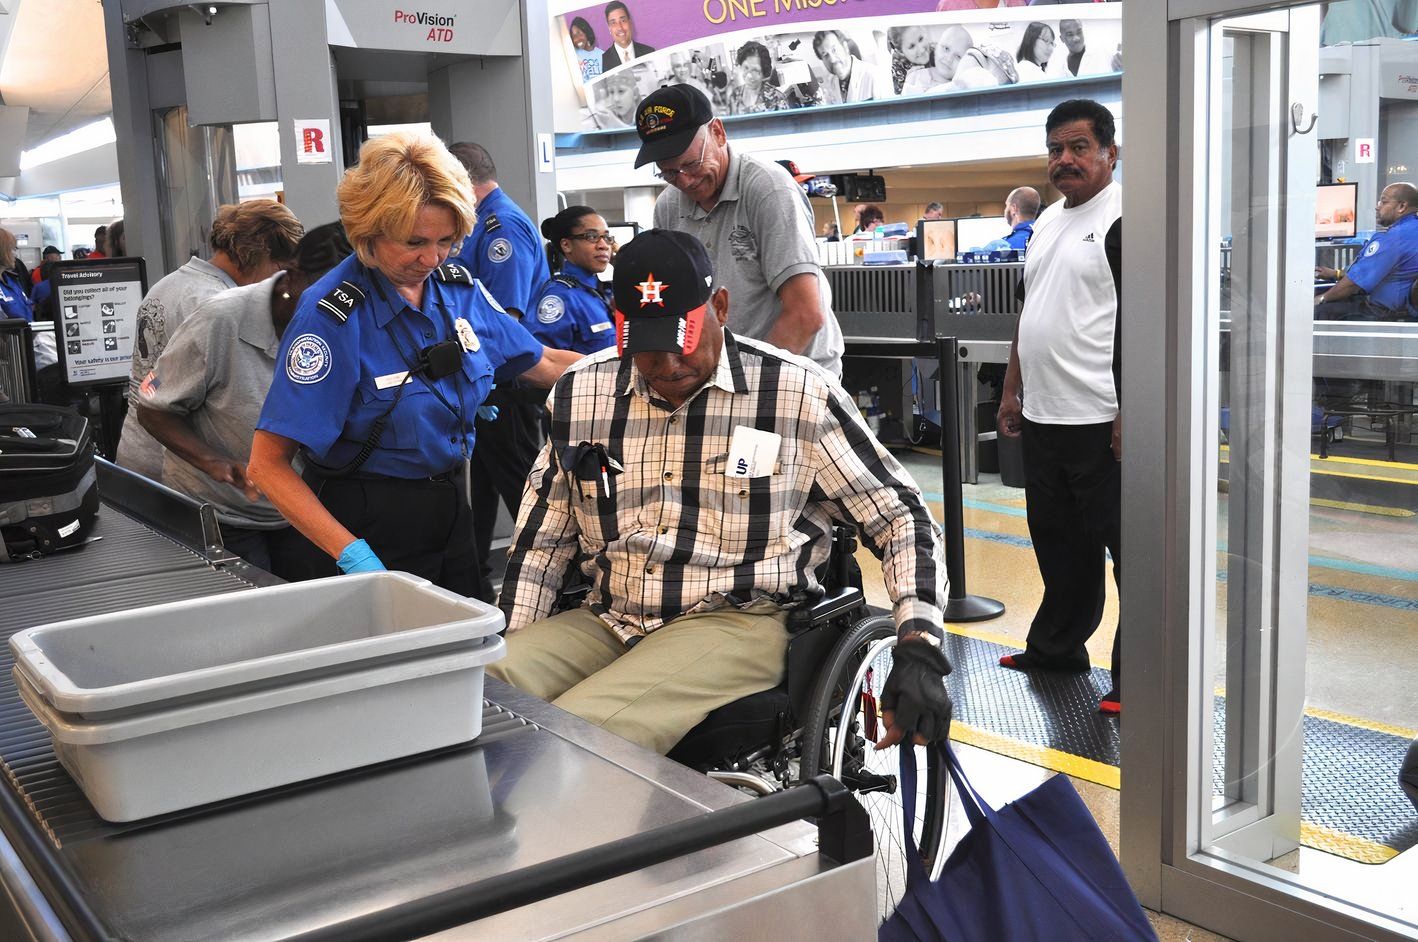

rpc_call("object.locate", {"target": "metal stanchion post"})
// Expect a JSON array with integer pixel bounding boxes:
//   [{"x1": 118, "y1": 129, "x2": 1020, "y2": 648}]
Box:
[{"x1": 936, "y1": 335, "x2": 1005, "y2": 622}]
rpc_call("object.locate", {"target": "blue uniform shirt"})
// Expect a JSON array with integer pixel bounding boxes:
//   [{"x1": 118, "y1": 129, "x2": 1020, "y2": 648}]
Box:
[
  {"x1": 1345, "y1": 213, "x2": 1418, "y2": 312},
  {"x1": 981, "y1": 220, "x2": 1034, "y2": 254},
  {"x1": 257, "y1": 254, "x2": 543, "y2": 479},
  {"x1": 0, "y1": 271, "x2": 34, "y2": 322},
  {"x1": 31, "y1": 279, "x2": 52, "y2": 313},
  {"x1": 528, "y1": 261, "x2": 616, "y2": 354},
  {"x1": 453, "y1": 186, "x2": 550, "y2": 319}
]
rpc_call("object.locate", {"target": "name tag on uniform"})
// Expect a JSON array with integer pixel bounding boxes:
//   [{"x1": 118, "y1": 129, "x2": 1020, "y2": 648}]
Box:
[
  {"x1": 375, "y1": 371, "x2": 409, "y2": 390},
  {"x1": 590, "y1": 321, "x2": 613, "y2": 333},
  {"x1": 726, "y1": 426, "x2": 781, "y2": 478}
]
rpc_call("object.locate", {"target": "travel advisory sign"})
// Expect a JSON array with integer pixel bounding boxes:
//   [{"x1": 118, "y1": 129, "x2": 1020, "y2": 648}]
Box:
[{"x1": 51, "y1": 258, "x2": 148, "y2": 388}]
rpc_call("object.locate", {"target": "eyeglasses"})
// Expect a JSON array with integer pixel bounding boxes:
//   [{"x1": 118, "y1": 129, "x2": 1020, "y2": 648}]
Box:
[
  {"x1": 568, "y1": 231, "x2": 617, "y2": 245},
  {"x1": 653, "y1": 134, "x2": 710, "y2": 183}
]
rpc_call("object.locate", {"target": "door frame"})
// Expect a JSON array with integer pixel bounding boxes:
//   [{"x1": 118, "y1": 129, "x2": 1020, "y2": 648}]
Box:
[{"x1": 1120, "y1": 3, "x2": 1417, "y2": 940}]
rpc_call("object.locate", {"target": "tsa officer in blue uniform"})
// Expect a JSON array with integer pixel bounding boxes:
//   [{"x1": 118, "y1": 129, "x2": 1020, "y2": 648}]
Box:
[
  {"x1": 248, "y1": 133, "x2": 581, "y2": 597},
  {"x1": 0, "y1": 228, "x2": 34, "y2": 322},
  {"x1": 531, "y1": 206, "x2": 618, "y2": 355},
  {"x1": 979, "y1": 186, "x2": 1040, "y2": 254},
  {"x1": 447, "y1": 142, "x2": 558, "y2": 598},
  {"x1": 1316, "y1": 182, "x2": 1418, "y2": 321}
]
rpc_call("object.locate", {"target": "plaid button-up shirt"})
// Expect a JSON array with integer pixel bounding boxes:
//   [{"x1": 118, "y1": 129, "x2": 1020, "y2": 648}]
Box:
[{"x1": 499, "y1": 331, "x2": 946, "y2": 643}]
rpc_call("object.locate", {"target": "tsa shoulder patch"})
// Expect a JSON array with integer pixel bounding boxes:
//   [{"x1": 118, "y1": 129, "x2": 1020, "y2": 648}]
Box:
[
  {"x1": 1365, "y1": 240, "x2": 1381, "y2": 257},
  {"x1": 316, "y1": 280, "x2": 366, "y2": 324},
  {"x1": 488, "y1": 237, "x2": 513, "y2": 264},
  {"x1": 537, "y1": 294, "x2": 565, "y2": 324},
  {"x1": 433, "y1": 262, "x2": 474, "y2": 285},
  {"x1": 286, "y1": 333, "x2": 333, "y2": 385}
]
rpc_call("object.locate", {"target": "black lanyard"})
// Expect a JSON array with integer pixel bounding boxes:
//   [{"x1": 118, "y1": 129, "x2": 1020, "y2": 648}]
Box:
[{"x1": 556, "y1": 272, "x2": 612, "y2": 315}]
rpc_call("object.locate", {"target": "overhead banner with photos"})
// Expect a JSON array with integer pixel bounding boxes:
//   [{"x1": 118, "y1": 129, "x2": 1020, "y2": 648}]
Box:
[{"x1": 549, "y1": 0, "x2": 1122, "y2": 133}]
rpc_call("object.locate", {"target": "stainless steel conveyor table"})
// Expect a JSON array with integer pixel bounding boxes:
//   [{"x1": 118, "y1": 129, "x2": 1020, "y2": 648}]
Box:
[{"x1": 0, "y1": 463, "x2": 875, "y2": 942}]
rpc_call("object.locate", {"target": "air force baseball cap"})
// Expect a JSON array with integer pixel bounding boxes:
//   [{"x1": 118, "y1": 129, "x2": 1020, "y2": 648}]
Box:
[
  {"x1": 612, "y1": 229, "x2": 714, "y2": 356},
  {"x1": 634, "y1": 84, "x2": 714, "y2": 169}
]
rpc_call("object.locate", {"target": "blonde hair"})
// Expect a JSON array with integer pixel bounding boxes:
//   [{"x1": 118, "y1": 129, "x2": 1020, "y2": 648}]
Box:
[
  {"x1": 0, "y1": 229, "x2": 15, "y2": 271},
  {"x1": 337, "y1": 132, "x2": 477, "y2": 267},
  {"x1": 210, "y1": 200, "x2": 304, "y2": 274}
]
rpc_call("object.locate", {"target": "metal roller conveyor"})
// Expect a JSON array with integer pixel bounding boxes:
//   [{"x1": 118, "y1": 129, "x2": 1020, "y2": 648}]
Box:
[{"x1": 0, "y1": 463, "x2": 875, "y2": 942}]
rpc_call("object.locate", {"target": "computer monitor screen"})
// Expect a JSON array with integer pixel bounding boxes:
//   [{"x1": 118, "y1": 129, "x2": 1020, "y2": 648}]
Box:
[
  {"x1": 607, "y1": 222, "x2": 640, "y2": 248},
  {"x1": 957, "y1": 215, "x2": 1009, "y2": 251},
  {"x1": 917, "y1": 218, "x2": 958, "y2": 262},
  {"x1": 1315, "y1": 183, "x2": 1357, "y2": 239},
  {"x1": 603, "y1": 222, "x2": 641, "y2": 282}
]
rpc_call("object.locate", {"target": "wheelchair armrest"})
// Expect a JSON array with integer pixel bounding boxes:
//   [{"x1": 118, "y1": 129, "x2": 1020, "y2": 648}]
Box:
[{"x1": 787, "y1": 586, "x2": 866, "y2": 634}]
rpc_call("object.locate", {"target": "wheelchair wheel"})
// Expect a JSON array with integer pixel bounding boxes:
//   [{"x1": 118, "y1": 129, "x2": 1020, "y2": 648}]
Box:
[{"x1": 799, "y1": 615, "x2": 949, "y2": 920}]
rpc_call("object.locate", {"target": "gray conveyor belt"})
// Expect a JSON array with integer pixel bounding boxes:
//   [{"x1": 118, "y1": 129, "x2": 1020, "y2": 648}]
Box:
[{"x1": 0, "y1": 485, "x2": 874, "y2": 941}]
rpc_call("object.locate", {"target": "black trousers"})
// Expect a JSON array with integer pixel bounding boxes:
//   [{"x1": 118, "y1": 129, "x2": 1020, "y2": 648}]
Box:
[
  {"x1": 221, "y1": 523, "x2": 330, "y2": 582},
  {"x1": 468, "y1": 386, "x2": 546, "y2": 600},
  {"x1": 315, "y1": 473, "x2": 489, "y2": 601},
  {"x1": 1021, "y1": 418, "x2": 1122, "y2": 690}
]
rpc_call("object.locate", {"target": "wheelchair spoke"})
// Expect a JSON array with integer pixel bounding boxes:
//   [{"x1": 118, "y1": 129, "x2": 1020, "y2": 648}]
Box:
[{"x1": 799, "y1": 615, "x2": 949, "y2": 923}]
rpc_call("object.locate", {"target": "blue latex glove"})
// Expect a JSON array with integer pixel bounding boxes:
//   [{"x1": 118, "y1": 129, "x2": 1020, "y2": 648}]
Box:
[
  {"x1": 337, "y1": 538, "x2": 386, "y2": 574},
  {"x1": 477, "y1": 405, "x2": 500, "y2": 422}
]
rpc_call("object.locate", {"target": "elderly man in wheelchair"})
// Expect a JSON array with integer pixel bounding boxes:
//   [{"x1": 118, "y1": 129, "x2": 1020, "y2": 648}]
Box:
[{"x1": 489, "y1": 230, "x2": 955, "y2": 892}]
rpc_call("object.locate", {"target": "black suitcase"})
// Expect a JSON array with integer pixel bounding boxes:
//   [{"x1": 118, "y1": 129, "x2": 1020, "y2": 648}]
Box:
[{"x1": 0, "y1": 404, "x2": 99, "y2": 561}]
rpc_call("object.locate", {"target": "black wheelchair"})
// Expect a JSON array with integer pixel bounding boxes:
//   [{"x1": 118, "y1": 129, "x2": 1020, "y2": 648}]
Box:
[{"x1": 558, "y1": 526, "x2": 951, "y2": 918}]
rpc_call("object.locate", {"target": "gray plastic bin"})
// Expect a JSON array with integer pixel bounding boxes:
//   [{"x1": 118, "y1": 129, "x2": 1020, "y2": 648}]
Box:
[
  {"x1": 16, "y1": 639, "x2": 503, "y2": 822},
  {"x1": 12, "y1": 572, "x2": 502, "y2": 716}
]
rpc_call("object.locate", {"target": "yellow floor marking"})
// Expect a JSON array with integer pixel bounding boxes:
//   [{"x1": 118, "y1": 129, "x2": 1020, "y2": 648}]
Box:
[
  {"x1": 1309, "y1": 498, "x2": 1415, "y2": 518},
  {"x1": 1298, "y1": 823, "x2": 1399, "y2": 865},
  {"x1": 1308, "y1": 452, "x2": 1418, "y2": 473},
  {"x1": 950, "y1": 723, "x2": 1121, "y2": 789},
  {"x1": 1302, "y1": 707, "x2": 1418, "y2": 740},
  {"x1": 1307, "y1": 467, "x2": 1418, "y2": 487}
]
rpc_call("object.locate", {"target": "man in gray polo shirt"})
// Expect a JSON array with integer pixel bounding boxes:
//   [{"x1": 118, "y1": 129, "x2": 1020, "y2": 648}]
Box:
[{"x1": 635, "y1": 84, "x2": 842, "y2": 375}]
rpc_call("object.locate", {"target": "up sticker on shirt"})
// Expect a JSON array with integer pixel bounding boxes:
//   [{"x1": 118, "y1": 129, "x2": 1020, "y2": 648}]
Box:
[{"x1": 725, "y1": 426, "x2": 781, "y2": 478}]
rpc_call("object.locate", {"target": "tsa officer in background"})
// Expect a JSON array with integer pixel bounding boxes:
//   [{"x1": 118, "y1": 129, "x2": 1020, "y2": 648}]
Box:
[
  {"x1": 1315, "y1": 182, "x2": 1418, "y2": 321},
  {"x1": 448, "y1": 142, "x2": 550, "y2": 325},
  {"x1": 248, "y1": 132, "x2": 581, "y2": 597},
  {"x1": 447, "y1": 141, "x2": 556, "y2": 599},
  {"x1": 459, "y1": 207, "x2": 619, "y2": 592},
  {"x1": 0, "y1": 229, "x2": 34, "y2": 322},
  {"x1": 531, "y1": 206, "x2": 618, "y2": 356}
]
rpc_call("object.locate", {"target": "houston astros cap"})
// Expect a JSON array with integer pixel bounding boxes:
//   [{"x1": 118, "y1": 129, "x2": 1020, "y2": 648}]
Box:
[
  {"x1": 612, "y1": 229, "x2": 714, "y2": 356},
  {"x1": 633, "y1": 84, "x2": 715, "y2": 169}
]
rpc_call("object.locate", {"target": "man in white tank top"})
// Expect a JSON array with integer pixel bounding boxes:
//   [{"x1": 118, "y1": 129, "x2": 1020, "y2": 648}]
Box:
[{"x1": 997, "y1": 99, "x2": 1124, "y2": 714}]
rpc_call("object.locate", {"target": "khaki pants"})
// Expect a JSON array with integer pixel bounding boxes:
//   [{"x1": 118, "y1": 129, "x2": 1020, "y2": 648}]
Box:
[{"x1": 488, "y1": 604, "x2": 790, "y2": 755}]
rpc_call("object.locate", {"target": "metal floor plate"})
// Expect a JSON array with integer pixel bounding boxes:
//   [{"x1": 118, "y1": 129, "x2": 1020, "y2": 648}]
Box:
[{"x1": 941, "y1": 629, "x2": 1418, "y2": 864}]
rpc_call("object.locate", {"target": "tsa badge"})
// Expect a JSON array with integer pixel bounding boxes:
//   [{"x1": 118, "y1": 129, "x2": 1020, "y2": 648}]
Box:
[
  {"x1": 537, "y1": 295, "x2": 565, "y2": 324},
  {"x1": 455, "y1": 317, "x2": 480, "y2": 352},
  {"x1": 286, "y1": 334, "x2": 332, "y2": 385}
]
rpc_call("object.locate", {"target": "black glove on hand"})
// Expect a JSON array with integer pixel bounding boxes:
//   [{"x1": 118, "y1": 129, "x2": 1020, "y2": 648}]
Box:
[{"x1": 880, "y1": 639, "x2": 954, "y2": 744}]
